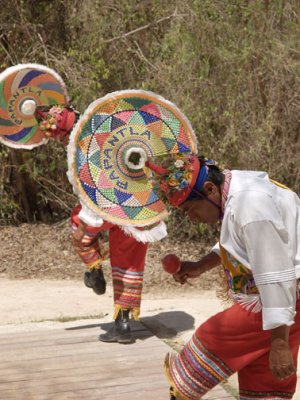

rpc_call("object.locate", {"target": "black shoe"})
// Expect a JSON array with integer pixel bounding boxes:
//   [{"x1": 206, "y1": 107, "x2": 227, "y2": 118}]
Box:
[
  {"x1": 83, "y1": 268, "x2": 106, "y2": 295},
  {"x1": 99, "y1": 309, "x2": 133, "y2": 344}
]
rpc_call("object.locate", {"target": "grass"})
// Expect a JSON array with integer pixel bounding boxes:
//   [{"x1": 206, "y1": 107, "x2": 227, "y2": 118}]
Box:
[{"x1": 30, "y1": 313, "x2": 106, "y2": 324}]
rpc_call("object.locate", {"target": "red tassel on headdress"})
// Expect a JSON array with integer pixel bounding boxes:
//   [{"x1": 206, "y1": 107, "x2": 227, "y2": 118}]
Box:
[{"x1": 145, "y1": 161, "x2": 168, "y2": 176}]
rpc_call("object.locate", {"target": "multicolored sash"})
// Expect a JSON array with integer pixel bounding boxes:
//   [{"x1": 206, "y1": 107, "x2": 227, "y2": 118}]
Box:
[
  {"x1": 219, "y1": 245, "x2": 261, "y2": 312},
  {"x1": 220, "y1": 246, "x2": 258, "y2": 295},
  {"x1": 219, "y1": 178, "x2": 293, "y2": 312}
]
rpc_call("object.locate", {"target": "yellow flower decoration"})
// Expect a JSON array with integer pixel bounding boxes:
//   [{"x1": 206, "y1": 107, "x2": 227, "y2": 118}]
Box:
[{"x1": 168, "y1": 178, "x2": 179, "y2": 187}]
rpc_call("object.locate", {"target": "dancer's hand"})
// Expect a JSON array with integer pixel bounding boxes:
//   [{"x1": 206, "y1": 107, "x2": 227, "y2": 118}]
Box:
[
  {"x1": 173, "y1": 262, "x2": 202, "y2": 284},
  {"x1": 173, "y1": 252, "x2": 221, "y2": 284},
  {"x1": 269, "y1": 338, "x2": 296, "y2": 380}
]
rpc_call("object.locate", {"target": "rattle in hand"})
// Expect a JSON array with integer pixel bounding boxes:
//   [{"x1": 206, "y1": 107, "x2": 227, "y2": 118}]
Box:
[{"x1": 161, "y1": 254, "x2": 181, "y2": 274}]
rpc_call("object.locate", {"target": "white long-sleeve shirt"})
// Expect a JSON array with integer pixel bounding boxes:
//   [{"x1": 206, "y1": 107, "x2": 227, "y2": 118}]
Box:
[{"x1": 213, "y1": 170, "x2": 300, "y2": 330}]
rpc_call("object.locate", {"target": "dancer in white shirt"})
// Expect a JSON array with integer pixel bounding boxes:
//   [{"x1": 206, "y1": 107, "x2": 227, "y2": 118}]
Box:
[{"x1": 148, "y1": 153, "x2": 300, "y2": 400}]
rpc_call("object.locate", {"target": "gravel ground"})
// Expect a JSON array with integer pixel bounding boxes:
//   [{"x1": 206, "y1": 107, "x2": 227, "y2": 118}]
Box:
[{"x1": 0, "y1": 220, "x2": 221, "y2": 294}]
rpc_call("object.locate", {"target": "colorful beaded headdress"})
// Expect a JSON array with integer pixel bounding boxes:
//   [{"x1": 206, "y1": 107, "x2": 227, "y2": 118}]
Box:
[
  {"x1": 35, "y1": 105, "x2": 79, "y2": 145},
  {"x1": 0, "y1": 64, "x2": 69, "y2": 149},
  {"x1": 67, "y1": 90, "x2": 198, "y2": 227},
  {"x1": 147, "y1": 153, "x2": 202, "y2": 207}
]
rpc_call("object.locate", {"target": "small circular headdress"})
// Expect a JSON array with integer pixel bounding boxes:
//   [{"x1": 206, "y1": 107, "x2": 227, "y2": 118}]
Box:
[
  {"x1": 0, "y1": 63, "x2": 69, "y2": 149},
  {"x1": 67, "y1": 90, "x2": 198, "y2": 227}
]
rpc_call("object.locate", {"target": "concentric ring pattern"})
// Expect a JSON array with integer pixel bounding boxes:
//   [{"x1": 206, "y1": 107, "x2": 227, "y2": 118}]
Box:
[
  {"x1": 0, "y1": 64, "x2": 68, "y2": 149},
  {"x1": 68, "y1": 90, "x2": 197, "y2": 226}
]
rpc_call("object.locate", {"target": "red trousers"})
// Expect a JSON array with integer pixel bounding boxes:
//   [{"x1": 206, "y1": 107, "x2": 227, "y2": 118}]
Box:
[
  {"x1": 71, "y1": 205, "x2": 148, "y2": 319},
  {"x1": 166, "y1": 300, "x2": 300, "y2": 399}
]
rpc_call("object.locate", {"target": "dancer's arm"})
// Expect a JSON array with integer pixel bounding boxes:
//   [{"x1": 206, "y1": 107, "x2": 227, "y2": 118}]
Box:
[{"x1": 173, "y1": 252, "x2": 221, "y2": 284}]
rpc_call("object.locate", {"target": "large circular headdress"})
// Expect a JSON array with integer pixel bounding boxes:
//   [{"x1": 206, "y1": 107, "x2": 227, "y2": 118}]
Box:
[
  {"x1": 68, "y1": 90, "x2": 197, "y2": 226},
  {"x1": 0, "y1": 63, "x2": 69, "y2": 149}
]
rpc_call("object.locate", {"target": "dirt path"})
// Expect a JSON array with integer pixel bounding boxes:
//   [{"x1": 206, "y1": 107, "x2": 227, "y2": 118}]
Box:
[{"x1": 0, "y1": 220, "x2": 220, "y2": 293}]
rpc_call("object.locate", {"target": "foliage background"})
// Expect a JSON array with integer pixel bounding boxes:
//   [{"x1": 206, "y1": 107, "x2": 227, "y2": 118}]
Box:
[{"x1": 0, "y1": 0, "x2": 299, "y2": 238}]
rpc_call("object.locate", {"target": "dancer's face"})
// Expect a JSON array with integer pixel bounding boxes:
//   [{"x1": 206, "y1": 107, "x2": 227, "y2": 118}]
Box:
[{"x1": 180, "y1": 182, "x2": 221, "y2": 224}]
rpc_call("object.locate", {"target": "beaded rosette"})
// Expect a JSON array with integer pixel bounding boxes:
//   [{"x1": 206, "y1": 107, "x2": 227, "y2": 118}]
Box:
[
  {"x1": 0, "y1": 64, "x2": 68, "y2": 149},
  {"x1": 67, "y1": 90, "x2": 198, "y2": 226},
  {"x1": 151, "y1": 153, "x2": 195, "y2": 200}
]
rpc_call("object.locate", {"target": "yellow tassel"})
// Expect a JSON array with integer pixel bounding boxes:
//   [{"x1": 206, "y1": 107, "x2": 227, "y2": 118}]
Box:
[
  {"x1": 216, "y1": 264, "x2": 234, "y2": 307},
  {"x1": 164, "y1": 353, "x2": 189, "y2": 400},
  {"x1": 131, "y1": 307, "x2": 140, "y2": 321},
  {"x1": 113, "y1": 305, "x2": 122, "y2": 320},
  {"x1": 87, "y1": 261, "x2": 102, "y2": 270},
  {"x1": 113, "y1": 305, "x2": 140, "y2": 320}
]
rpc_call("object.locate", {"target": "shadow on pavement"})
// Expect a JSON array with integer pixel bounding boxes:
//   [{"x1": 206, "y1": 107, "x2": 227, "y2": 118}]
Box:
[
  {"x1": 66, "y1": 322, "x2": 100, "y2": 330},
  {"x1": 141, "y1": 311, "x2": 195, "y2": 339},
  {"x1": 65, "y1": 310, "x2": 195, "y2": 342}
]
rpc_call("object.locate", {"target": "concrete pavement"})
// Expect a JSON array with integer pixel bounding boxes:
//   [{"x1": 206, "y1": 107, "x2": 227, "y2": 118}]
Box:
[{"x1": 0, "y1": 279, "x2": 299, "y2": 399}]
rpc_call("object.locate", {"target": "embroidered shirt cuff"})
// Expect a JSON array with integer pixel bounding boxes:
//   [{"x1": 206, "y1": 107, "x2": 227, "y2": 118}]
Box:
[{"x1": 262, "y1": 307, "x2": 296, "y2": 330}]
